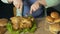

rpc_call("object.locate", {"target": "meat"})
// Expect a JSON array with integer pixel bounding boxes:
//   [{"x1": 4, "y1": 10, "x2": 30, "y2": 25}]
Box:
[
  {"x1": 0, "y1": 18, "x2": 8, "y2": 34},
  {"x1": 10, "y1": 16, "x2": 34, "y2": 30},
  {"x1": 0, "y1": 18, "x2": 8, "y2": 27},
  {"x1": 0, "y1": 27, "x2": 6, "y2": 34}
]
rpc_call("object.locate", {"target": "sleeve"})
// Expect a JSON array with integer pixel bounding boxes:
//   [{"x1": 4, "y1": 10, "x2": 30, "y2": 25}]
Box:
[
  {"x1": 45, "y1": 0, "x2": 59, "y2": 8},
  {"x1": 1, "y1": 0, "x2": 8, "y2": 3}
]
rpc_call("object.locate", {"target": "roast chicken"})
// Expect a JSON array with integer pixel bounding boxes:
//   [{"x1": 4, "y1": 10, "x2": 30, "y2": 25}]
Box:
[{"x1": 10, "y1": 16, "x2": 34, "y2": 30}]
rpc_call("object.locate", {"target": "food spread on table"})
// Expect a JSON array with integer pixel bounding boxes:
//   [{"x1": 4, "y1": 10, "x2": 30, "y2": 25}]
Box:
[
  {"x1": 0, "y1": 18, "x2": 8, "y2": 34},
  {"x1": 46, "y1": 11, "x2": 60, "y2": 34},
  {"x1": 6, "y1": 16, "x2": 37, "y2": 34},
  {"x1": 0, "y1": 12, "x2": 60, "y2": 34}
]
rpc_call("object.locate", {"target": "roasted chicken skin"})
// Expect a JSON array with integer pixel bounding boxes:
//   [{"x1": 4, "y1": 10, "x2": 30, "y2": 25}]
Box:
[{"x1": 10, "y1": 16, "x2": 34, "y2": 30}]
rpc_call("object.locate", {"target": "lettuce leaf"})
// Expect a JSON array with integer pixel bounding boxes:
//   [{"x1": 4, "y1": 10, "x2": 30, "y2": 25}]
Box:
[{"x1": 6, "y1": 20, "x2": 37, "y2": 34}]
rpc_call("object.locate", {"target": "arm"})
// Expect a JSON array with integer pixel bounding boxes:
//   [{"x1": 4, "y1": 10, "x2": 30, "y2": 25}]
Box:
[
  {"x1": 38, "y1": 0, "x2": 59, "y2": 8},
  {"x1": 13, "y1": 0, "x2": 23, "y2": 16},
  {"x1": 1, "y1": 0, "x2": 13, "y2": 3},
  {"x1": 30, "y1": 1, "x2": 40, "y2": 14}
]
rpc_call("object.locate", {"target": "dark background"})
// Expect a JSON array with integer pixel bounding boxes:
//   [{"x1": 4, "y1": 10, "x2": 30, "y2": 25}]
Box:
[{"x1": 0, "y1": 0, "x2": 14, "y2": 19}]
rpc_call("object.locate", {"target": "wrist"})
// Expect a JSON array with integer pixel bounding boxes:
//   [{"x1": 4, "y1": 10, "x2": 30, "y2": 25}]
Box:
[
  {"x1": 34, "y1": 1, "x2": 40, "y2": 5},
  {"x1": 38, "y1": 0, "x2": 47, "y2": 6},
  {"x1": 8, "y1": 0, "x2": 13, "y2": 3}
]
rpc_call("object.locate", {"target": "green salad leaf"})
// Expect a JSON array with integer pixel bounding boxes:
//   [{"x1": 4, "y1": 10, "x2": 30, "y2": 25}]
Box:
[
  {"x1": 6, "y1": 19, "x2": 37, "y2": 34},
  {"x1": 6, "y1": 22, "x2": 13, "y2": 33},
  {"x1": 6, "y1": 22, "x2": 20, "y2": 34},
  {"x1": 29, "y1": 21, "x2": 37, "y2": 33}
]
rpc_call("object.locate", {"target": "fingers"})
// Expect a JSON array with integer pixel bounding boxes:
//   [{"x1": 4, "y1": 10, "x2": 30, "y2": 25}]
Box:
[
  {"x1": 32, "y1": 5, "x2": 37, "y2": 11},
  {"x1": 30, "y1": 2, "x2": 40, "y2": 14},
  {"x1": 33, "y1": 4, "x2": 39, "y2": 11},
  {"x1": 30, "y1": 7, "x2": 33, "y2": 14},
  {"x1": 13, "y1": 0, "x2": 19, "y2": 8},
  {"x1": 19, "y1": 3, "x2": 23, "y2": 12},
  {"x1": 39, "y1": 0, "x2": 46, "y2": 6},
  {"x1": 8, "y1": 0, "x2": 13, "y2": 3},
  {"x1": 30, "y1": 4, "x2": 37, "y2": 14},
  {"x1": 13, "y1": 0, "x2": 23, "y2": 9},
  {"x1": 13, "y1": 3, "x2": 20, "y2": 9}
]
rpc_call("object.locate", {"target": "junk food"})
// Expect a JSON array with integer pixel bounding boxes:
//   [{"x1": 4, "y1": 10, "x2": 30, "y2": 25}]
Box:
[{"x1": 10, "y1": 16, "x2": 34, "y2": 30}]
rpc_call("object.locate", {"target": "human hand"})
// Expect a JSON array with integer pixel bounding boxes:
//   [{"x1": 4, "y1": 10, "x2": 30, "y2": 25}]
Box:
[
  {"x1": 38, "y1": 0, "x2": 46, "y2": 6},
  {"x1": 30, "y1": 1, "x2": 40, "y2": 14},
  {"x1": 8, "y1": 0, "x2": 13, "y2": 3},
  {"x1": 13, "y1": 0, "x2": 23, "y2": 9}
]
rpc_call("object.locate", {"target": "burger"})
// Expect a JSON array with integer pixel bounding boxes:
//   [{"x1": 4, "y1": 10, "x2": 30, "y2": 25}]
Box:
[
  {"x1": 0, "y1": 18, "x2": 8, "y2": 34},
  {"x1": 46, "y1": 16, "x2": 54, "y2": 23},
  {"x1": 0, "y1": 27, "x2": 6, "y2": 34},
  {"x1": 49, "y1": 23, "x2": 60, "y2": 34},
  {"x1": 54, "y1": 18, "x2": 60, "y2": 23},
  {"x1": 50, "y1": 12, "x2": 59, "y2": 19},
  {"x1": 0, "y1": 18, "x2": 8, "y2": 27}
]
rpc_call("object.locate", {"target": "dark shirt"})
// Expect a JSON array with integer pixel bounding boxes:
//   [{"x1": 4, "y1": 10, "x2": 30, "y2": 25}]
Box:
[{"x1": 0, "y1": 1, "x2": 14, "y2": 19}]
